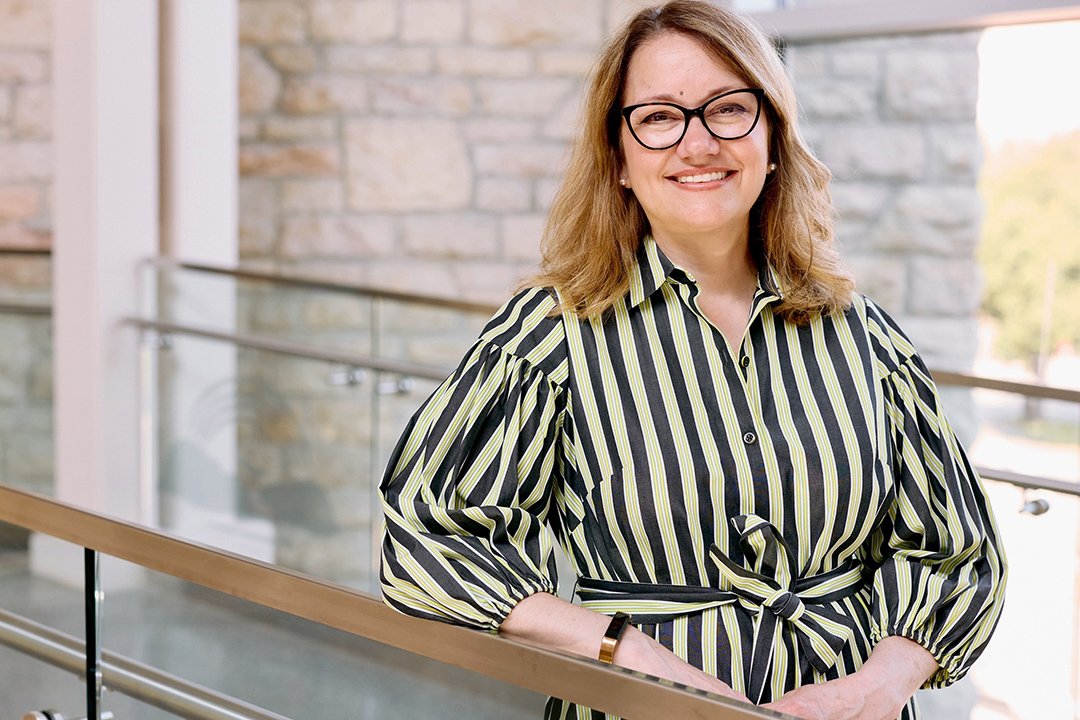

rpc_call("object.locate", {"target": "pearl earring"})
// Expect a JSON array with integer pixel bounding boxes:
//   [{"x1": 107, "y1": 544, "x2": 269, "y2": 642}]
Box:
[
  {"x1": 619, "y1": 178, "x2": 627, "y2": 187},
  {"x1": 768, "y1": 163, "x2": 777, "y2": 173}
]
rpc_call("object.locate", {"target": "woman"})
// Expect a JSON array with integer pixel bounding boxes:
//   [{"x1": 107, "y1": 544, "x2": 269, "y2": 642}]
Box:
[{"x1": 380, "y1": 2, "x2": 1007, "y2": 718}]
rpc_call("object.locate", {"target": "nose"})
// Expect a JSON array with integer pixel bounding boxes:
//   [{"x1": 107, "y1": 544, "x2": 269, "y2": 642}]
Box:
[{"x1": 677, "y1": 115, "x2": 720, "y2": 157}]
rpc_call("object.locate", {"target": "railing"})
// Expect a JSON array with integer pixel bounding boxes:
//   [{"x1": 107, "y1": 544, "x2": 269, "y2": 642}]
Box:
[
  {"x1": 2, "y1": 258, "x2": 1079, "y2": 719},
  {"x1": 0, "y1": 482, "x2": 776, "y2": 720}
]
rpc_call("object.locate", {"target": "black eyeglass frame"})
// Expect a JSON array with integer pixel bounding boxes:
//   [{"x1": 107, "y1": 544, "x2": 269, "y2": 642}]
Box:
[{"x1": 621, "y1": 88, "x2": 767, "y2": 150}]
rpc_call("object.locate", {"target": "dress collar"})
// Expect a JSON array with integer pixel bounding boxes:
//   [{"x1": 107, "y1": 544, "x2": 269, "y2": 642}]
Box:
[{"x1": 627, "y1": 235, "x2": 784, "y2": 310}]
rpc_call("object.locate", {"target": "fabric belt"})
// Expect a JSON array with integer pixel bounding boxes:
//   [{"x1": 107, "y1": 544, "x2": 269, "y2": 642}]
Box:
[{"x1": 575, "y1": 513, "x2": 867, "y2": 704}]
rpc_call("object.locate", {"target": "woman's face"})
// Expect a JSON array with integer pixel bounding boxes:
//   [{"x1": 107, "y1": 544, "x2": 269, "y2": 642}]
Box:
[{"x1": 619, "y1": 32, "x2": 770, "y2": 249}]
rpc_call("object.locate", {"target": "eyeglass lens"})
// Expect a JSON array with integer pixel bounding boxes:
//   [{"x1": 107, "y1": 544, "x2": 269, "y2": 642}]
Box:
[{"x1": 627, "y1": 90, "x2": 760, "y2": 149}]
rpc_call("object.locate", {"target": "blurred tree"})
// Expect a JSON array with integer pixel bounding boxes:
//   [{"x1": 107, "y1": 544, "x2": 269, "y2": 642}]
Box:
[{"x1": 978, "y1": 130, "x2": 1080, "y2": 366}]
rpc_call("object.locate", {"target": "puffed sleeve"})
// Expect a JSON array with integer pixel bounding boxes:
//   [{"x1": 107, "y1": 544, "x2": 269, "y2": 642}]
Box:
[
  {"x1": 866, "y1": 308, "x2": 1008, "y2": 687},
  {"x1": 380, "y1": 288, "x2": 568, "y2": 632}
]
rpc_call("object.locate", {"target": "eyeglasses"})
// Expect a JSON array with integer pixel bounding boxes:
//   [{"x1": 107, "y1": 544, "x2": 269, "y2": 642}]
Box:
[{"x1": 621, "y1": 88, "x2": 766, "y2": 150}]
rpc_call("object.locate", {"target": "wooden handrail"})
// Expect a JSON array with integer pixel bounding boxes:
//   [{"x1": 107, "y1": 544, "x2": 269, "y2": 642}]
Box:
[{"x1": 0, "y1": 483, "x2": 782, "y2": 720}]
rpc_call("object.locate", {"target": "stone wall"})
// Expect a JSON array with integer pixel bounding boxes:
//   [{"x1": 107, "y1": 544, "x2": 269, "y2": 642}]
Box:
[
  {"x1": 0, "y1": 0, "x2": 53, "y2": 498},
  {"x1": 237, "y1": 0, "x2": 660, "y2": 302}
]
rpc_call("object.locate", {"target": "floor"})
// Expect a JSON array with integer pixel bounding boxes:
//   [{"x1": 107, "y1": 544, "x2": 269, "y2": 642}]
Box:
[{"x1": 0, "y1": 549, "x2": 544, "y2": 720}]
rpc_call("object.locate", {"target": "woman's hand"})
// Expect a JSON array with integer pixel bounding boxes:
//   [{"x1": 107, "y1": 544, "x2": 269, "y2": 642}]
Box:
[
  {"x1": 760, "y1": 675, "x2": 878, "y2": 720},
  {"x1": 760, "y1": 635, "x2": 938, "y2": 720},
  {"x1": 499, "y1": 592, "x2": 749, "y2": 703}
]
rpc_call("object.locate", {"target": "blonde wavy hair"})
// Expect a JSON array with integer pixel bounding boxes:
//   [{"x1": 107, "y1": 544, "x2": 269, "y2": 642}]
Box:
[{"x1": 527, "y1": 0, "x2": 853, "y2": 323}]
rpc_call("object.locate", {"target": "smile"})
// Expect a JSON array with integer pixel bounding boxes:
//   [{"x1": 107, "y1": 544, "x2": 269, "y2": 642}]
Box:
[{"x1": 674, "y1": 171, "x2": 730, "y2": 184}]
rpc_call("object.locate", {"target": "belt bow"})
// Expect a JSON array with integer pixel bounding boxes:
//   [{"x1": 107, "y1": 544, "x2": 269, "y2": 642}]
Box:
[{"x1": 713, "y1": 514, "x2": 862, "y2": 703}]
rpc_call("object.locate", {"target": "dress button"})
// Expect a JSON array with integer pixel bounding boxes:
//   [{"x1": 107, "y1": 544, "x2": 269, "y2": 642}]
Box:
[
  {"x1": 740, "y1": 356, "x2": 750, "y2": 368},
  {"x1": 743, "y1": 431, "x2": 756, "y2": 445}
]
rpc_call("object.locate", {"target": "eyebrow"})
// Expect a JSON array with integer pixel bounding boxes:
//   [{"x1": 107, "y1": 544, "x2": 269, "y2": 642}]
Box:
[{"x1": 632, "y1": 86, "x2": 742, "y2": 105}]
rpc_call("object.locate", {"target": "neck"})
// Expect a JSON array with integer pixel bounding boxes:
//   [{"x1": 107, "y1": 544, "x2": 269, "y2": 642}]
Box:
[{"x1": 652, "y1": 226, "x2": 757, "y2": 299}]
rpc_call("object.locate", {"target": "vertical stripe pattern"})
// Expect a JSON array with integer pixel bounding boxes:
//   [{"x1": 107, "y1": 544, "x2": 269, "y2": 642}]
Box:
[{"x1": 380, "y1": 237, "x2": 1007, "y2": 719}]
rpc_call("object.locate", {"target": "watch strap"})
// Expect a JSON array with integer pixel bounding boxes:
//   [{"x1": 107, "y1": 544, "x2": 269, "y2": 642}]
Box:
[{"x1": 597, "y1": 611, "x2": 631, "y2": 664}]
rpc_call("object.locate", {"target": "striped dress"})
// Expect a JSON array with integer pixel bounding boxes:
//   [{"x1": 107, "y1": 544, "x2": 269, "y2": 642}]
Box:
[{"x1": 380, "y1": 236, "x2": 1007, "y2": 719}]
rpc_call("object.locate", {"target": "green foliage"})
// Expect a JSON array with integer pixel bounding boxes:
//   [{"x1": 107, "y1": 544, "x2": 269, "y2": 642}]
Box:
[{"x1": 978, "y1": 131, "x2": 1080, "y2": 364}]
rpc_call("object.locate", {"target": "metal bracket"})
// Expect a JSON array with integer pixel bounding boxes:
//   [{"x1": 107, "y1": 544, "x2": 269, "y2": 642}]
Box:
[
  {"x1": 326, "y1": 368, "x2": 367, "y2": 386},
  {"x1": 377, "y1": 377, "x2": 414, "y2": 395}
]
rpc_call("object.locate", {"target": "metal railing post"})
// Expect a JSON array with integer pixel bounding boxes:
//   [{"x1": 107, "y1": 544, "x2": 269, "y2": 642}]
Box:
[{"x1": 84, "y1": 549, "x2": 102, "y2": 720}]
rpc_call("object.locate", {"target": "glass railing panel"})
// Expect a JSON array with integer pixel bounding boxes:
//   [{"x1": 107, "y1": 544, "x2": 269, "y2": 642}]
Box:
[
  {"x1": 960, "y1": 486, "x2": 1080, "y2": 719},
  {"x1": 0, "y1": 309, "x2": 53, "y2": 497},
  {"x1": 157, "y1": 330, "x2": 447, "y2": 593},
  {"x1": 93, "y1": 563, "x2": 544, "y2": 720},
  {"x1": 936, "y1": 383, "x2": 1080, "y2": 483}
]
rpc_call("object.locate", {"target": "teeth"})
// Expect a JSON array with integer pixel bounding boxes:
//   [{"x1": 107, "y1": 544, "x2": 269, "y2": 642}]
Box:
[{"x1": 676, "y1": 171, "x2": 729, "y2": 184}]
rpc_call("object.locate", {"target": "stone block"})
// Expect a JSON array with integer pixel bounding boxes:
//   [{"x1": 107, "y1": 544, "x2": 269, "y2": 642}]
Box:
[
  {"x1": 474, "y1": 143, "x2": 567, "y2": 178},
  {"x1": 279, "y1": 259, "x2": 367, "y2": 286},
  {"x1": 281, "y1": 76, "x2": 367, "y2": 114},
  {"x1": 402, "y1": 0, "x2": 466, "y2": 43},
  {"x1": 891, "y1": 315, "x2": 977, "y2": 370},
  {"x1": 476, "y1": 177, "x2": 531, "y2": 211},
  {"x1": 829, "y1": 182, "x2": 891, "y2": 223},
  {"x1": 371, "y1": 78, "x2": 472, "y2": 116},
  {"x1": 237, "y1": 440, "x2": 284, "y2": 489},
  {"x1": 327, "y1": 485, "x2": 373, "y2": 528},
  {"x1": 280, "y1": 214, "x2": 396, "y2": 258},
  {"x1": 884, "y1": 50, "x2": 978, "y2": 121},
  {"x1": 405, "y1": 335, "x2": 476, "y2": 366},
  {"x1": 0, "y1": 186, "x2": 39, "y2": 220},
  {"x1": 0, "y1": 221, "x2": 48, "y2": 249},
  {"x1": 0, "y1": 141, "x2": 50, "y2": 181},
  {"x1": 238, "y1": 1, "x2": 305, "y2": 44},
  {"x1": 470, "y1": 0, "x2": 603, "y2": 47},
  {"x1": 238, "y1": 178, "x2": 278, "y2": 257},
  {"x1": 266, "y1": 45, "x2": 319, "y2": 73},
  {"x1": 534, "y1": 178, "x2": 559, "y2": 211},
  {"x1": 6, "y1": 426, "x2": 52, "y2": 474},
  {"x1": 927, "y1": 125, "x2": 982, "y2": 181},
  {"x1": 239, "y1": 143, "x2": 339, "y2": 176},
  {"x1": 361, "y1": 259, "x2": 458, "y2": 296},
  {"x1": 325, "y1": 46, "x2": 433, "y2": 74},
  {"x1": 0, "y1": 51, "x2": 46, "y2": 82},
  {"x1": 306, "y1": 398, "x2": 373, "y2": 445},
  {"x1": 309, "y1": 1, "x2": 396, "y2": 43},
  {"x1": 436, "y1": 48, "x2": 530, "y2": 77},
  {"x1": 817, "y1": 125, "x2": 925, "y2": 181},
  {"x1": 0, "y1": 255, "x2": 50, "y2": 287},
  {"x1": 829, "y1": 51, "x2": 880, "y2": 80},
  {"x1": 845, "y1": 253, "x2": 904, "y2": 314},
  {"x1": 238, "y1": 119, "x2": 260, "y2": 141},
  {"x1": 402, "y1": 213, "x2": 499, "y2": 260},
  {"x1": 907, "y1": 256, "x2": 981, "y2": 317},
  {"x1": 345, "y1": 119, "x2": 471, "y2": 211},
  {"x1": 541, "y1": 90, "x2": 583, "y2": 140},
  {"x1": 537, "y1": 50, "x2": 595, "y2": 76},
  {"x1": 281, "y1": 179, "x2": 344, "y2": 211},
  {"x1": 869, "y1": 185, "x2": 981, "y2": 257},
  {"x1": 463, "y1": 118, "x2": 535, "y2": 143},
  {"x1": 238, "y1": 48, "x2": 281, "y2": 114},
  {"x1": 796, "y1": 78, "x2": 876, "y2": 121},
  {"x1": 786, "y1": 46, "x2": 826, "y2": 82},
  {"x1": 501, "y1": 214, "x2": 545, "y2": 263},
  {"x1": 300, "y1": 294, "x2": 370, "y2": 330},
  {"x1": 476, "y1": 78, "x2": 574, "y2": 117},
  {"x1": 0, "y1": 0, "x2": 50, "y2": 49},
  {"x1": 452, "y1": 262, "x2": 524, "y2": 304},
  {"x1": 604, "y1": 0, "x2": 657, "y2": 34},
  {"x1": 28, "y1": 354, "x2": 51, "y2": 401},
  {"x1": 262, "y1": 117, "x2": 337, "y2": 140}
]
